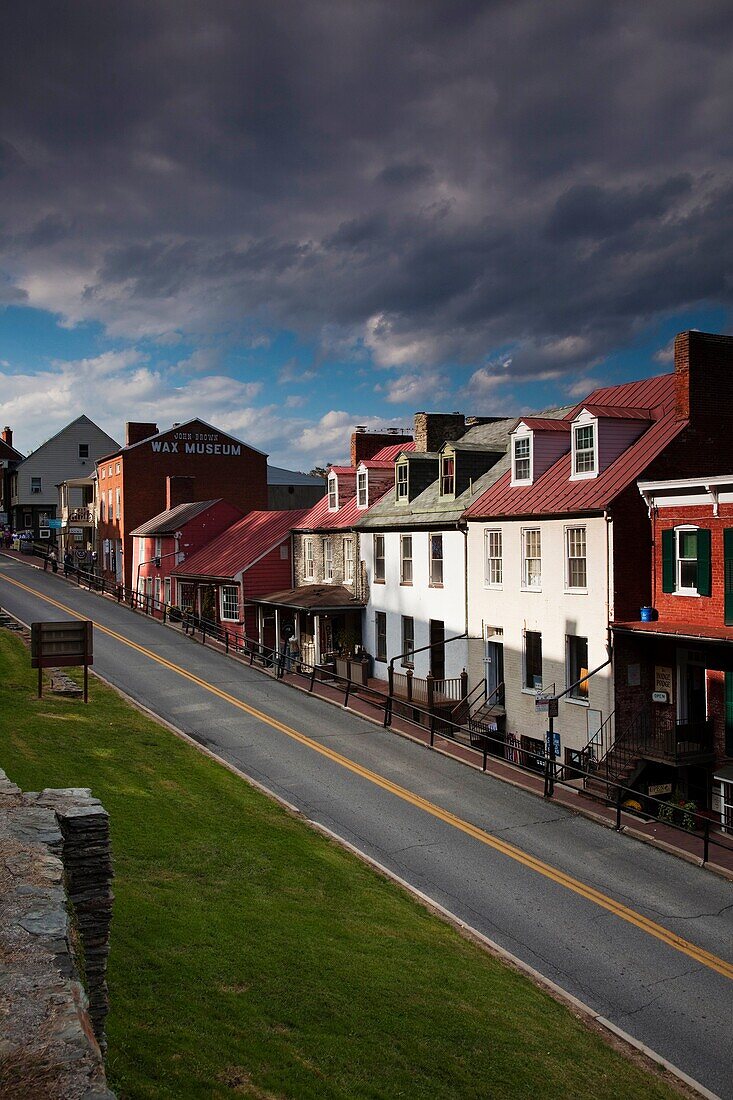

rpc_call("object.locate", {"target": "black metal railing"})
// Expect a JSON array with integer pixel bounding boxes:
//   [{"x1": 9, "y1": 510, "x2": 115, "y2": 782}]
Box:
[{"x1": 28, "y1": 546, "x2": 733, "y2": 868}]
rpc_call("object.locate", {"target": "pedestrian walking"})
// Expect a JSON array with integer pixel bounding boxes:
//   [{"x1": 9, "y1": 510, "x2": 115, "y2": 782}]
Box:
[{"x1": 64, "y1": 549, "x2": 73, "y2": 577}]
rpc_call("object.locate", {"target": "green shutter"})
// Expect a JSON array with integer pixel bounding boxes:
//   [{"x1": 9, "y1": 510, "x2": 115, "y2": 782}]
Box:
[
  {"x1": 725, "y1": 672, "x2": 733, "y2": 756},
  {"x1": 697, "y1": 528, "x2": 711, "y2": 597},
  {"x1": 661, "y1": 528, "x2": 675, "y2": 593},
  {"x1": 724, "y1": 529, "x2": 733, "y2": 625}
]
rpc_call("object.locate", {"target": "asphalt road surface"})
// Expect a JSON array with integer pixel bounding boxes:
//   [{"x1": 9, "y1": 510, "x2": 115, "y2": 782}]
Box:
[{"x1": 1, "y1": 555, "x2": 732, "y2": 1097}]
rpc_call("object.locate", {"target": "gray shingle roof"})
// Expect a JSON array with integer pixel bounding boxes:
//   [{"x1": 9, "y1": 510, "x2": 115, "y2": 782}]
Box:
[{"x1": 129, "y1": 499, "x2": 221, "y2": 537}]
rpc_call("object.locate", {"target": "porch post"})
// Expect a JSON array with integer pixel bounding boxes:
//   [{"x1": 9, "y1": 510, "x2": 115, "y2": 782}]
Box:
[
  {"x1": 274, "y1": 608, "x2": 281, "y2": 653},
  {"x1": 257, "y1": 605, "x2": 264, "y2": 646},
  {"x1": 314, "y1": 614, "x2": 321, "y2": 665}
]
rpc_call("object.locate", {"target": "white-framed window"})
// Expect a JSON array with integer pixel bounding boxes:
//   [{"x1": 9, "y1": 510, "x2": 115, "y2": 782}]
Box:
[
  {"x1": 327, "y1": 474, "x2": 338, "y2": 511},
  {"x1": 373, "y1": 534, "x2": 385, "y2": 582},
  {"x1": 154, "y1": 536, "x2": 162, "y2": 562},
  {"x1": 485, "y1": 529, "x2": 503, "y2": 587},
  {"x1": 164, "y1": 577, "x2": 171, "y2": 606},
  {"x1": 23, "y1": 512, "x2": 32, "y2": 529},
  {"x1": 108, "y1": 465, "x2": 113, "y2": 477},
  {"x1": 396, "y1": 462, "x2": 409, "y2": 501},
  {"x1": 101, "y1": 467, "x2": 106, "y2": 480},
  {"x1": 523, "y1": 630, "x2": 543, "y2": 691},
  {"x1": 572, "y1": 422, "x2": 597, "y2": 478},
  {"x1": 220, "y1": 584, "x2": 239, "y2": 622},
  {"x1": 511, "y1": 434, "x2": 532, "y2": 484},
  {"x1": 566, "y1": 526, "x2": 587, "y2": 589},
  {"x1": 357, "y1": 471, "x2": 368, "y2": 508},
  {"x1": 677, "y1": 527, "x2": 699, "y2": 593},
  {"x1": 31, "y1": 476, "x2": 42, "y2": 494},
  {"x1": 115, "y1": 487, "x2": 121, "y2": 519},
  {"x1": 100, "y1": 496, "x2": 106, "y2": 522},
  {"x1": 400, "y1": 534, "x2": 413, "y2": 584},
  {"x1": 440, "y1": 453, "x2": 455, "y2": 496},
  {"x1": 78, "y1": 443, "x2": 89, "y2": 459},
  {"x1": 303, "y1": 537, "x2": 314, "y2": 580},
  {"x1": 107, "y1": 489, "x2": 112, "y2": 518},
  {"x1": 401, "y1": 616, "x2": 415, "y2": 667},
  {"x1": 343, "y1": 537, "x2": 354, "y2": 582},
  {"x1": 324, "y1": 538, "x2": 334, "y2": 581},
  {"x1": 567, "y1": 635, "x2": 589, "y2": 702},
  {"x1": 154, "y1": 577, "x2": 161, "y2": 605},
  {"x1": 522, "y1": 528, "x2": 541, "y2": 589},
  {"x1": 429, "y1": 533, "x2": 443, "y2": 586},
  {"x1": 115, "y1": 462, "x2": 121, "y2": 475}
]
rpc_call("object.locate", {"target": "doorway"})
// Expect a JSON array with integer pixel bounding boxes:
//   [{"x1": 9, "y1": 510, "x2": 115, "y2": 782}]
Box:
[
  {"x1": 677, "y1": 650, "x2": 706, "y2": 724},
  {"x1": 484, "y1": 640, "x2": 504, "y2": 700},
  {"x1": 430, "y1": 619, "x2": 445, "y2": 680}
]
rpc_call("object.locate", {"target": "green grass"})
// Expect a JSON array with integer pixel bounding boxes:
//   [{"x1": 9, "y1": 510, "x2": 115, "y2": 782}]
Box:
[{"x1": 0, "y1": 630, "x2": 681, "y2": 1099}]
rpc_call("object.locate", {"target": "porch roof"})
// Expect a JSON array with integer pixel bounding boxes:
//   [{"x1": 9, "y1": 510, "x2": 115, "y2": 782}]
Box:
[
  {"x1": 249, "y1": 584, "x2": 365, "y2": 612},
  {"x1": 612, "y1": 620, "x2": 733, "y2": 645}
]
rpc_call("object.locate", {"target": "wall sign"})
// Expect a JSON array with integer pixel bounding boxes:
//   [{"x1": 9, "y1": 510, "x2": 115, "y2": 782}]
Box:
[
  {"x1": 654, "y1": 666, "x2": 673, "y2": 695},
  {"x1": 648, "y1": 782, "x2": 673, "y2": 797},
  {"x1": 652, "y1": 691, "x2": 669, "y2": 703},
  {"x1": 151, "y1": 430, "x2": 242, "y2": 456}
]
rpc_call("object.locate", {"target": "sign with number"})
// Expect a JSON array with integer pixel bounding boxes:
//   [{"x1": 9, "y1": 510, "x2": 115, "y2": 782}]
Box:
[{"x1": 545, "y1": 731, "x2": 561, "y2": 758}]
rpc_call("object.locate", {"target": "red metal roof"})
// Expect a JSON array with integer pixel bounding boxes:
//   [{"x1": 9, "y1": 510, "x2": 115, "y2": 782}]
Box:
[
  {"x1": 172, "y1": 508, "x2": 309, "y2": 579},
  {"x1": 369, "y1": 441, "x2": 415, "y2": 462},
  {"x1": 465, "y1": 374, "x2": 686, "y2": 519},
  {"x1": 294, "y1": 492, "x2": 365, "y2": 531},
  {"x1": 579, "y1": 404, "x2": 653, "y2": 420},
  {"x1": 328, "y1": 466, "x2": 356, "y2": 476},
  {"x1": 513, "y1": 418, "x2": 570, "y2": 432}
]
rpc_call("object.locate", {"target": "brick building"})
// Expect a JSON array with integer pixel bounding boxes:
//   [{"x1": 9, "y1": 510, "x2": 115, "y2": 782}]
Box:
[
  {"x1": 129, "y1": 489, "x2": 244, "y2": 608},
  {"x1": 613, "y1": 475, "x2": 733, "y2": 822},
  {"x1": 96, "y1": 419, "x2": 268, "y2": 587}
]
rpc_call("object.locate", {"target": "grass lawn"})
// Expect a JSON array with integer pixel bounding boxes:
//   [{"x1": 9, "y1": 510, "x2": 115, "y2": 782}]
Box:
[{"x1": 0, "y1": 629, "x2": 682, "y2": 1099}]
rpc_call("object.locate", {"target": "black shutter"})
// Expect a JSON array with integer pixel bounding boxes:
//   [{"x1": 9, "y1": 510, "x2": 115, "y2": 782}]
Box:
[
  {"x1": 724, "y1": 529, "x2": 733, "y2": 625},
  {"x1": 696, "y1": 528, "x2": 711, "y2": 597},
  {"x1": 661, "y1": 528, "x2": 675, "y2": 593}
]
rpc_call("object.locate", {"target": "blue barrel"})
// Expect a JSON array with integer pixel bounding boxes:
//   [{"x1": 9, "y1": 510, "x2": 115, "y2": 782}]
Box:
[{"x1": 640, "y1": 606, "x2": 653, "y2": 622}]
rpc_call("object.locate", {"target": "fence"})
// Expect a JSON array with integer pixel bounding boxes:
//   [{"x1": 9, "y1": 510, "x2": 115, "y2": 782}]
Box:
[{"x1": 29, "y1": 544, "x2": 733, "y2": 868}]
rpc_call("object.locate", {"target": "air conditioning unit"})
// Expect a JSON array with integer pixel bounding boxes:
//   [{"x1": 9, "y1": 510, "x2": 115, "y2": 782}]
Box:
[{"x1": 31, "y1": 487, "x2": 42, "y2": 494}]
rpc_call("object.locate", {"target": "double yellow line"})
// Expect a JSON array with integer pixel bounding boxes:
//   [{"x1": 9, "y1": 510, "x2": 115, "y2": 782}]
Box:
[{"x1": 3, "y1": 569, "x2": 732, "y2": 982}]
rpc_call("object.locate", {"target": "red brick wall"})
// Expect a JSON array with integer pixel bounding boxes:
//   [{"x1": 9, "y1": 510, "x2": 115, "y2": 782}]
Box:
[
  {"x1": 98, "y1": 423, "x2": 267, "y2": 587},
  {"x1": 651, "y1": 502, "x2": 733, "y2": 625},
  {"x1": 611, "y1": 486, "x2": 653, "y2": 622}
]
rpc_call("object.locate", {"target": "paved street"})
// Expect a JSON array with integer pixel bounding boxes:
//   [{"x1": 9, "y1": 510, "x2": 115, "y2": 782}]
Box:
[{"x1": 1, "y1": 554, "x2": 732, "y2": 1097}]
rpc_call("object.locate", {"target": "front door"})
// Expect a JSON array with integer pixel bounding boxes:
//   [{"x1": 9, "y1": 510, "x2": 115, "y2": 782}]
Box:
[
  {"x1": 484, "y1": 640, "x2": 504, "y2": 699},
  {"x1": 677, "y1": 650, "x2": 706, "y2": 724},
  {"x1": 430, "y1": 619, "x2": 445, "y2": 680}
]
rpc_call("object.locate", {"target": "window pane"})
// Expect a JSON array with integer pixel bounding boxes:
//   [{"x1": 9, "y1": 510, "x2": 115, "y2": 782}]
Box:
[
  {"x1": 568, "y1": 636, "x2": 589, "y2": 699},
  {"x1": 525, "y1": 631, "x2": 542, "y2": 689}
]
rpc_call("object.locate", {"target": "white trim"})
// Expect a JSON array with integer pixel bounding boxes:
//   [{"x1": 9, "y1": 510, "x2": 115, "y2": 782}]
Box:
[
  {"x1": 510, "y1": 430, "x2": 533, "y2": 486},
  {"x1": 220, "y1": 583, "x2": 240, "y2": 622},
  {"x1": 356, "y1": 469, "x2": 368, "y2": 508},
  {"x1": 521, "y1": 526, "x2": 542, "y2": 590},
  {"x1": 484, "y1": 528, "x2": 503, "y2": 589},
  {"x1": 395, "y1": 461, "x2": 409, "y2": 502},
  {"x1": 564, "y1": 524, "x2": 588, "y2": 592},
  {"x1": 570, "y1": 416, "x2": 598, "y2": 480},
  {"x1": 327, "y1": 473, "x2": 339, "y2": 512},
  {"x1": 674, "y1": 524, "x2": 701, "y2": 596}
]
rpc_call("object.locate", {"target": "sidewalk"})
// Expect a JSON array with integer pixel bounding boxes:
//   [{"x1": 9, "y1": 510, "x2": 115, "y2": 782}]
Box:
[{"x1": 4, "y1": 548, "x2": 732, "y2": 880}]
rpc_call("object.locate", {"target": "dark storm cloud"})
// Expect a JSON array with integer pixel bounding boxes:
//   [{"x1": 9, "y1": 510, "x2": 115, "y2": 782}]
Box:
[{"x1": 0, "y1": 0, "x2": 731, "y2": 369}]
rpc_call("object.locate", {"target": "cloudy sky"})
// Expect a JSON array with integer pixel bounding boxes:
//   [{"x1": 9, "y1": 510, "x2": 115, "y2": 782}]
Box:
[{"x1": 1, "y1": 1, "x2": 731, "y2": 466}]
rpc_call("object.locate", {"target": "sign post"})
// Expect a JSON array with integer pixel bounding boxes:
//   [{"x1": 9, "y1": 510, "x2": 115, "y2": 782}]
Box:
[{"x1": 31, "y1": 621, "x2": 93, "y2": 702}]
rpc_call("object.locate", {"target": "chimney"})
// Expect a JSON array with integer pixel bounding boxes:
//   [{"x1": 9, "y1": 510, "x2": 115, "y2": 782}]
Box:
[
  {"x1": 166, "y1": 476, "x2": 196, "y2": 511},
  {"x1": 350, "y1": 428, "x2": 413, "y2": 467},
  {"x1": 1, "y1": 426, "x2": 12, "y2": 448},
  {"x1": 675, "y1": 331, "x2": 733, "y2": 423},
  {"x1": 413, "y1": 412, "x2": 465, "y2": 453},
  {"x1": 125, "y1": 421, "x2": 159, "y2": 447}
]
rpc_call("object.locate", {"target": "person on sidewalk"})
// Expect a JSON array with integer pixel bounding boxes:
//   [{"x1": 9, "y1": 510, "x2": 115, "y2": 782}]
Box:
[
  {"x1": 63, "y1": 549, "x2": 73, "y2": 577},
  {"x1": 48, "y1": 548, "x2": 58, "y2": 573}
]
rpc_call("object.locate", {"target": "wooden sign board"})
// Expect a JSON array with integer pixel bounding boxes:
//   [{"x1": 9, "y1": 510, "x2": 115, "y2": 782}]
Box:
[
  {"x1": 31, "y1": 621, "x2": 93, "y2": 702},
  {"x1": 31, "y1": 621, "x2": 93, "y2": 668}
]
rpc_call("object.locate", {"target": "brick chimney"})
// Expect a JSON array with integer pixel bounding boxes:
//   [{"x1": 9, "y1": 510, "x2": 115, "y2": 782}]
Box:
[
  {"x1": 675, "y1": 331, "x2": 733, "y2": 423},
  {"x1": 413, "y1": 412, "x2": 465, "y2": 453},
  {"x1": 1, "y1": 426, "x2": 12, "y2": 448},
  {"x1": 125, "y1": 422, "x2": 159, "y2": 447},
  {"x1": 350, "y1": 428, "x2": 413, "y2": 466},
  {"x1": 166, "y1": 476, "x2": 196, "y2": 510}
]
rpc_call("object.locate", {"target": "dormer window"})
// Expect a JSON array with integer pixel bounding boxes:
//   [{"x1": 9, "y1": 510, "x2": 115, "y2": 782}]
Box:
[
  {"x1": 357, "y1": 470, "x2": 368, "y2": 508},
  {"x1": 440, "y1": 454, "x2": 455, "y2": 496},
  {"x1": 327, "y1": 474, "x2": 338, "y2": 511},
  {"x1": 572, "y1": 422, "x2": 597, "y2": 478},
  {"x1": 511, "y1": 435, "x2": 532, "y2": 485},
  {"x1": 396, "y1": 462, "x2": 409, "y2": 501}
]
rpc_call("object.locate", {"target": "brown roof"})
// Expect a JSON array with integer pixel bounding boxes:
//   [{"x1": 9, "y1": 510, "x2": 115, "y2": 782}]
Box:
[
  {"x1": 129, "y1": 500, "x2": 223, "y2": 537},
  {"x1": 249, "y1": 584, "x2": 365, "y2": 611},
  {"x1": 612, "y1": 621, "x2": 733, "y2": 644}
]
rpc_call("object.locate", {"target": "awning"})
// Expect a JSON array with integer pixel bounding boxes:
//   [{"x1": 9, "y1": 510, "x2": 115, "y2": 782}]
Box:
[{"x1": 248, "y1": 584, "x2": 365, "y2": 613}]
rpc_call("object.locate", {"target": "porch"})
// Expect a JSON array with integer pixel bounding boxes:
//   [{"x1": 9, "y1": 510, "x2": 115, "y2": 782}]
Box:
[{"x1": 248, "y1": 584, "x2": 366, "y2": 671}]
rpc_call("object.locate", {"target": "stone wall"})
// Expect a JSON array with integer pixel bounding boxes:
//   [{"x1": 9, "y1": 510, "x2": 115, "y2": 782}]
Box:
[{"x1": 0, "y1": 769, "x2": 114, "y2": 1099}]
